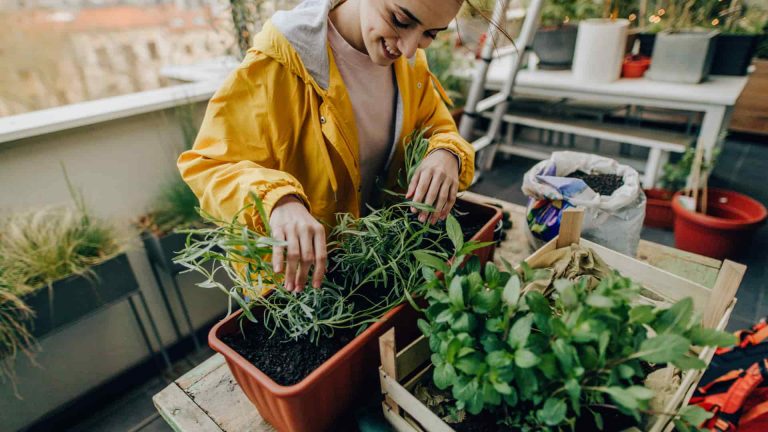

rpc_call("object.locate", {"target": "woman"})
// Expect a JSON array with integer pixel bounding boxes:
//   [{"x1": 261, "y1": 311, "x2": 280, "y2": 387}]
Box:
[{"x1": 178, "y1": 0, "x2": 475, "y2": 294}]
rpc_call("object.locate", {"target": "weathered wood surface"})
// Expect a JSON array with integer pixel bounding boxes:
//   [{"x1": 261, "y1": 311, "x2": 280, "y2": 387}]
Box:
[{"x1": 153, "y1": 195, "x2": 725, "y2": 431}]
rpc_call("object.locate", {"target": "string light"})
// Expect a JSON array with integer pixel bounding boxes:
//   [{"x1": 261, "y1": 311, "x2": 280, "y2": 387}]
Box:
[
  {"x1": 658, "y1": 8, "x2": 666, "y2": 16},
  {"x1": 649, "y1": 15, "x2": 662, "y2": 24},
  {"x1": 712, "y1": 18, "x2": 720, "y2": 25},
  {"x1": 629, "y1": 13, "x2": 637, "y2": 21}
]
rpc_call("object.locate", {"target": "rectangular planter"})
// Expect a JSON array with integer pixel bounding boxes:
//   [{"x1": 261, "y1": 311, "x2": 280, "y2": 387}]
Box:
[
  {"x1": 710, "y1": 34, "x2": 761, "y2": 76},
  {"x1": 379, "y1": 209, "x2": 743, "y2": 432},
  {"x1": 647, "y1": 31, "x2": 719, "y2": 84},
  {"x1": 142, "y1": 231, "x2": 190, "y2": 276},
  {"x1": 22, "y1": 254, "x2": 138, "y2": 338},
  {"x1": 208, "y1": 199, "x2": 502, "y2": 432}
]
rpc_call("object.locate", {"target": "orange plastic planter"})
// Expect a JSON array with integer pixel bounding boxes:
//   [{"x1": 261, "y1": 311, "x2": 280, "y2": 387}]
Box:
[
  {"x1": 643, "y1": 188, "x2": 675, "y2": 229},
  {"x1": 209, "y1": 199, "x2": 502, "y2": 432},
  {"x1": 671, "y1": 189, "x2": 767, "y2": 259}
]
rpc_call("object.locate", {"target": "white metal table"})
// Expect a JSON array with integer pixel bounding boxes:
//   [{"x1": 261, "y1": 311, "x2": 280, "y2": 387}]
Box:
[{"x1": 481, "y1": 56, "x2": 748, "y2": 187}]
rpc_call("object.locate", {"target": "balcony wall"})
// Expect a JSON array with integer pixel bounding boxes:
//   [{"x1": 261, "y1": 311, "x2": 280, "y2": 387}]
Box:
[{"x1": 0, "y1": 79, "x2": 226, "y2": 430}]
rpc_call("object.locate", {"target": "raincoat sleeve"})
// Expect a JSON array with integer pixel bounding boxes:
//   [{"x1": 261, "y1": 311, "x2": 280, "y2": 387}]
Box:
[
  {"x1": 416, "y1": 55, "x2": 475, "y2": 191},
  {"x1": 177, "y1": 53, "x2": 309, "y2": 231}
]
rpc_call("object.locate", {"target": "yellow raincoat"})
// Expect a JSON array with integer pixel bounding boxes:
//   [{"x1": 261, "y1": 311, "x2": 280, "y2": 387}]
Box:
[{"x1": 178, "y1": 0, "x2": 474, "y2": 232}]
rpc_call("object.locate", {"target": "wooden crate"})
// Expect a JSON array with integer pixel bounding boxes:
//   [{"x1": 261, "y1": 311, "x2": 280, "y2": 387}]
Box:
[{"x1": 379, "y1": 208, "x2": 744, "y2": 432}]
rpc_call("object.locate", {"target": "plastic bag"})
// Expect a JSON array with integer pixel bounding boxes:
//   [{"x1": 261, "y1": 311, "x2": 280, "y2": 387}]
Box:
[{"x1": 522, "y1": 151, "x2": 646, "y2": 256}]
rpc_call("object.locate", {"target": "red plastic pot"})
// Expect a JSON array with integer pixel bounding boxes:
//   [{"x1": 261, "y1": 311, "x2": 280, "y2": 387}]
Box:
[
  {"x1": 209, "y1": 199, "x2": 502, "y2": 432},
  {"x1": 622, "y1": 55, "x2": 651, "y2": 78},
  {"x1": 671, "y1": 189, "x2": 767, "y2": 259},
  {"x1": 643, "y1": 188, "x2": 675, "y2": 229}
]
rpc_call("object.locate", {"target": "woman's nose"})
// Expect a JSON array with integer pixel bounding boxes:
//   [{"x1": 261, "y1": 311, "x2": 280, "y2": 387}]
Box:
[{"x1": 397, "y1": 31, "x2": 420, "y2": 58}]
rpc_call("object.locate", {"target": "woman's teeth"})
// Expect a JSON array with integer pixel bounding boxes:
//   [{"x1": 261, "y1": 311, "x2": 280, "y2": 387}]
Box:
[{"x1": 383, "y1": 40, "x2": 400, "y2": 57}]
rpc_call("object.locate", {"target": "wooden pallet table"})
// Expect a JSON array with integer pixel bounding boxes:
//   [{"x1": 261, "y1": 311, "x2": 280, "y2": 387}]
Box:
[{"x1": 153, "y1": 194, "x2": 725, "y2": 432}]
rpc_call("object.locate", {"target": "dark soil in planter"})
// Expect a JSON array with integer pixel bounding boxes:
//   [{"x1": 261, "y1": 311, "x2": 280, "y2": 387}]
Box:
[
  {"x1": 221, "y1": 317, "x2": 355, "y2": 386},
  {"x1": 567, "y1": 171, "x2": 624, "y2": 196}
]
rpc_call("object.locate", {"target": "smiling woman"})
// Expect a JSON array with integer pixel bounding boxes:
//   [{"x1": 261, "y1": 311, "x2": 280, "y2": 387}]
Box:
[{"x1": 178, "y1": 0, "x2": 479, "y2": 295}]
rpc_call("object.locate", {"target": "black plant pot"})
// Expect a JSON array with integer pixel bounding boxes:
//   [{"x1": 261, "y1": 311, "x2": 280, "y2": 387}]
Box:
[
  {"x1": 142, "y1": 231, "x2": 189, "y2": 276},
  {"x1": 637, "y1": 32, "x2": 656, "y2": 57},
  {"x1": 22, "y1": 254, "x2": 138, "y2": 338},
  {"x1": 710, "y1": 34, "x2": 761, "y2": 76},
  {"x1": 532, "y1": 25, "x2": 579, "y2": 70}
]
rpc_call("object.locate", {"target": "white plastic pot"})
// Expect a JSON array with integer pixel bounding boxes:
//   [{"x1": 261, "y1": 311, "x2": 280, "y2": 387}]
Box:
[{"x1": 572, "y1": 18, "x2": 630, "y2": 83}]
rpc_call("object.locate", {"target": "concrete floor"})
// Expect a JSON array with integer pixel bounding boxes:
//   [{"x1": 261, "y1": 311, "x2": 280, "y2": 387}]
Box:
[{"x1": 64, "y1": 131, "x2": 768, "y2": 432}]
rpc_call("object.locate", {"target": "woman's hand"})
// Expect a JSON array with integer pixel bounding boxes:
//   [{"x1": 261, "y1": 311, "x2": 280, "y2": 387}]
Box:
[
  {"x1": 406, "y1": 149, "x2": 460, "y2": 224},
  {"x1": 269, "y1": 195, "x2": 327, "y2": 292}
]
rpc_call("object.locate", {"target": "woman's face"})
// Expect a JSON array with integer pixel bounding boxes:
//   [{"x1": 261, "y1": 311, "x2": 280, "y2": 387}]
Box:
[{"x1": 359, "y1": 0, "x2": 462, "y2": 66}]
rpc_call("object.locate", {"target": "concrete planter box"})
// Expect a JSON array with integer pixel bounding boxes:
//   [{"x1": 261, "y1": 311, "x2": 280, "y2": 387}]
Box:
[{"x1": 647, "y1": 31, "x2": 719, "y2": 84}]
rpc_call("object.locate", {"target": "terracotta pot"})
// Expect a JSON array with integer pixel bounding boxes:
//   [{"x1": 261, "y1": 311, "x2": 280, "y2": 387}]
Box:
[
  {"x1": 671, "y1": 189, "x2": 767, "y2": 259},
  {"x1": 208, "y1": 199, "x2": 502, "y2": 431},
  {"x1": 622, "y1": 55, "x2": 651, "y2": 78},
  {"x1": 643, "y1": 188, "x2": 674, "y2": 229}
]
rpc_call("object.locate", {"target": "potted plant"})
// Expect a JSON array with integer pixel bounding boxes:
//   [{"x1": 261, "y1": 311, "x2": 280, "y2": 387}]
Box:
[
  {"x1": 0, "y1": 184, "x2": 132, "y2": 392},
  {"x1": 380, "y1": 213, "x2": 740, "y2": 431},
  {"x1": 708, "y1": 1, "x2": 768, "y2": 76},
  {"x1": 177, "y1": 129, "x2": 502, "y2": 432},
  {"x1": 425, "y1": 36, "x2": 470, "y2": 125},
  {"x1": 646, "y1": 0, "x2": 721, "y2": 83},
  {"x1": 533, "y1": 0, "x2": 602, "y2": 70}
]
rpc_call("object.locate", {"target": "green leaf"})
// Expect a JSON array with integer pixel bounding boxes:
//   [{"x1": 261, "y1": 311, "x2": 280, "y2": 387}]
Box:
[
  {"x1": 446, "y1": 338, "x2": 462, "y2": 363},
  {"x1": 525, "y1": 291, "x2": 550, "y2": 315},
  {"x1": 417, "y1": 319, "x2": 431, "y2": 336},
  {"x1": 591, "y1": 410, "x2": 604, "y2": 430},
  {"x1": 586, "y1": 293, "x2": 615, "y2": 309},
  {"x1": 672, "y1": 355, "x2": 707, "y2": 370},
  {"x1": 456, "y1": 353, "x2": 485, "y2": 375},
  {"x1": 553, "y1": 339, "x2": 573, "y2": 372},
  {"x1": 598, "y1": 331, "x2": 611, "y2": 360},
  {"x1": 515, "y1": 349, "x2": 540, "y2": 368},
  {"x1": 629, "y1": 305, "x2": 656, "y2": 325},
  {"x1": 472, "y1": 288, "x2": 500, "y2": 314},
  {"x1": 453, "y1": 377, "x2": 479, "y2": 402},
  {"x1": 413, "y1": 250, "x2": 449, "y2": 274},
  {"x1": 604, "y1": 387, "x2": 638, "y2": 411},
  {"x1": 502, "y1": 274, "x2": 521, "y2": 306},
  {"x1": 508, "y1": 314, "x2": 534, "y2": 349},
  {"x1": 485, "y1": 317, "x2": 505, "y2": 333},
  {"x1": 433, "y1": 363, "x2": 456, "y2": 389},
  {"x1": 626, "y1": 386, "x2": 655, "y2": 401},
  {"x1": 537, "y1": 398, "x2": 567, "y2": 426},
  {"x1": 449, "y1": 276, "x2": 465, "y2": 309},
  {"x1": 446, "y1": 214, "x2": 464, "y2": 252},
  {"x1": 485, "y1": 262, "x2": 501, "y2": 288},
  {"x1": 538, "y1": 354, "x2": 559, "y2": 379},
  {"x1": 492, "y1": 380, "x2": 513, "y2": 395},
  {"x1": 435, "y1": 308, "x2": 453, "y2": 323},
  {"x1": 555, "y1": 279, "x2": 578, "y2": 309},
  {"x1": 678, "y1": 405, "x2": 714, "y2": 427},
  {"x1": 565, "y1": 378, "x2": 581, "y2": 404},
  {"x1": 655, "y1": 297, "x2": 694, "y2": 334},
  {"x1": 482, "y1": 381, "x2": 501, "y2": 406},
  {"x1": 464, "y1": 255, "x2": 481, "y2": 274},
  {"x1": 451, "y1": 312, "x2": 476, "y2": 332},
  {"x1": 458, "y1": 241, "x2": 495, "y2": 257},
  {"x1": 674, "y1": 419, "x2": 693, "y2": 432},
  {"x1": 502, "y1": 387, "x2": 518, "y2": 406},
  {"x1": 687, "y1": 327, "x2": 737, "y2": 348},
  {"x1": 618, "y1": 364, "x2": 635, "y2": 379},
  {"x1": 637, "y1": 334, "x2": 691, "y2": 363},
  {"x1": 487, "y1": 350, "x2": 512, "y2": 368}
]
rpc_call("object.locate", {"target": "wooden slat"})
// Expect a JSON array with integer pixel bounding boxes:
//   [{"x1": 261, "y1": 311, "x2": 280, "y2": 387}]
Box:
[
  {"x1": 581, "y1": 239, "x2": 712, "y2": 312},
  {"x1": 380, "y1": 328, "x2": 400, "y2": 414},
  {"x1": 556, "y1": 208, "x2": 584, "y2": 248},
  {"x1": 522, "y1": 237, "x2": 559, "y2": 268},
  {"x1": 396, "y1": 336, "x2": 431, "y2": 380},
  {"x1": 176, "y1": 353, "x2": 227, "y2": 390},
  {"x1": 382, "y1": 402, "x2": 423, "y2": 432},
  {"x1": 380, "y1": 372, "x2": 454, "y2": 432},
  {"x1": 636, "y1": 240, "x2": 721, "y2": 289},
  {"x1": 703, "y1": 261, "x2": 746, "y2": 328},
  {"x1": 184, "y1": 360, "x2": 272, "y2": 432},
  {"x1": 153, "y1": 383, "x2": 222, "y2": 432}
]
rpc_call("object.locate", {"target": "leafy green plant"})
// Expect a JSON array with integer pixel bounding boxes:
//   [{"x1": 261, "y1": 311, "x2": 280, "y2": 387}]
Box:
[
  {"x1": 0, "y1": 175, "x2": 122, "y2": 387},
  {"x1": 540, "y1": 0, "x2": 603, "y2": 27},
  {"x1": 413, "y1": 237, "x2": 736, "y2": 430},
  {"x1": 174, "y1": 128, "x2": 479, "y2": 343},
  {"x1": 425, "y1": 38, "x2": 469, "y2": 108},
  {"x1": 659, "y1": 147, "x2": 719, "y2": 192}
]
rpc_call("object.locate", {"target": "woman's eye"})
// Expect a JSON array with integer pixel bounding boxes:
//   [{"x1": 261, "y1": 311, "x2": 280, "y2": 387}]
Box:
[{"x1": 391, "y1": 13, "x2": 409, "y2": 28}]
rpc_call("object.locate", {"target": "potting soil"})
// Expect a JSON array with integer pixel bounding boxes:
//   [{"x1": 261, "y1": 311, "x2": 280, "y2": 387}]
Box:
[
  {"x1": 222, "y1": 322, "x2": 355, "y2": 386},
  {"x1": 566, "y1": 170, "x2": 624, "y2": 196}
]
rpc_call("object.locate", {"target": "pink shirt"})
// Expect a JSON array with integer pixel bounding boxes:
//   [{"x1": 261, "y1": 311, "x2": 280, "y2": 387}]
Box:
[{"x1": 328, "y1": 19, "x2": 396, "y2": 211}]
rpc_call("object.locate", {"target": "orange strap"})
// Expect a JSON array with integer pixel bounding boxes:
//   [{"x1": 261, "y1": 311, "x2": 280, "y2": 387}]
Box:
[{"x1": 697, "y1": 369, "x2": 744, "y2": 394}]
